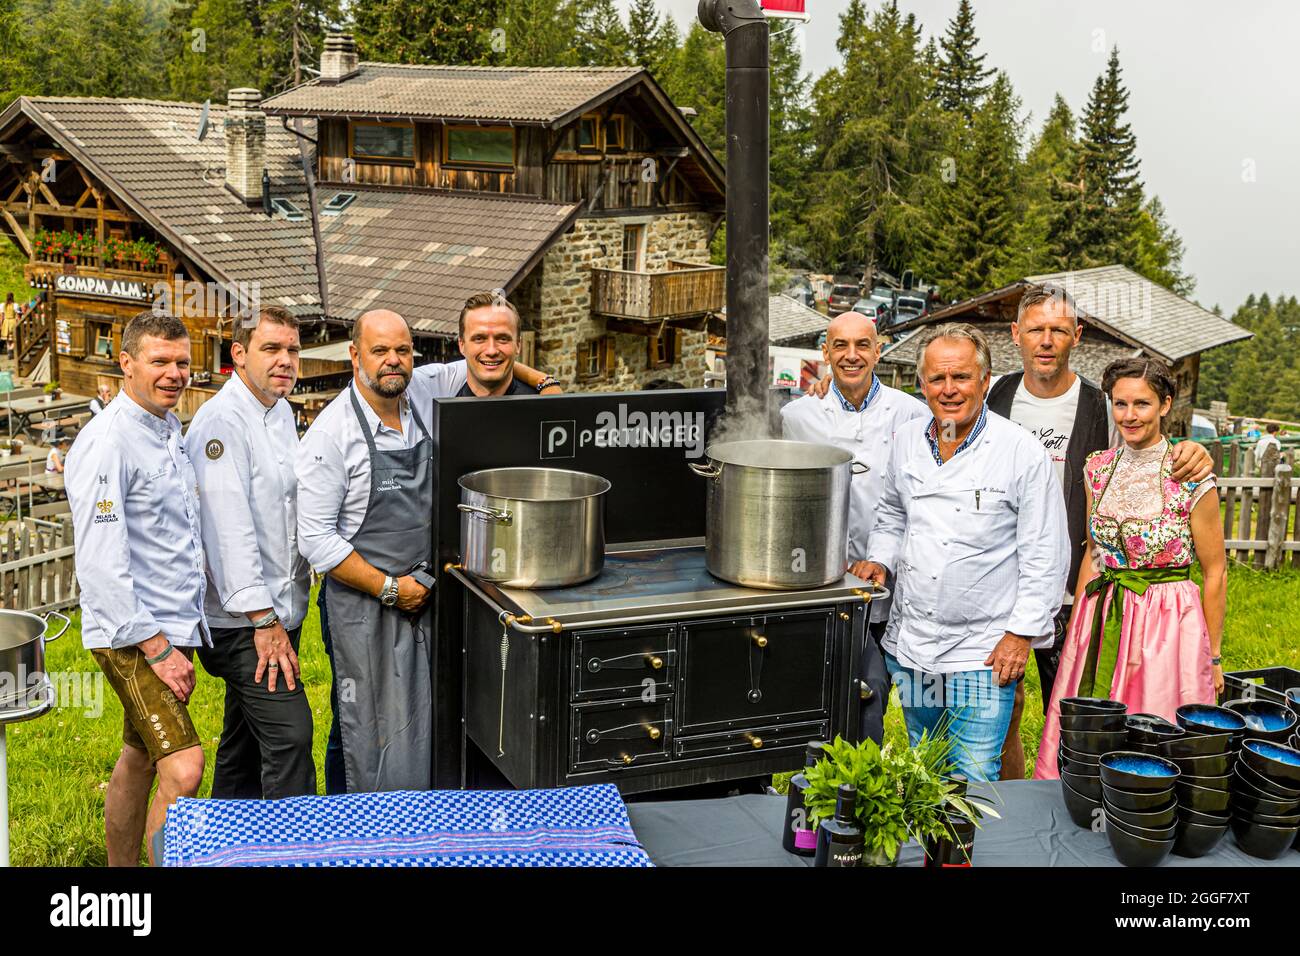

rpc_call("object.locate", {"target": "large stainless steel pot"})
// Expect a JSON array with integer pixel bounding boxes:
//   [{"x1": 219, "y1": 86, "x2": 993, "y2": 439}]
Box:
[
  {"x1": 0, "y1": 609, "x2": 70, "y2": 711},
  {"x1": 458, "y1": 467, "x2": 611, "y2": 589},
  {"x1": 689, "y1": 439, "x2": 865, "y2": 590}
]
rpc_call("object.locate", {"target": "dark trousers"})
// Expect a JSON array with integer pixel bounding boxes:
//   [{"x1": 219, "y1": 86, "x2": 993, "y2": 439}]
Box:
[
  {"x1": 1034, "y1": 607, "x2": 1073, "y2": 714},
  {"x1": 859, "y1": 620, "x2": 891, "y2": 743},
  {"x1": 318, "y1": 585, "x2": 347, "y2": 795},
  {"x1": 197, "y1": 625, "x2": 316, "y2": 799}
]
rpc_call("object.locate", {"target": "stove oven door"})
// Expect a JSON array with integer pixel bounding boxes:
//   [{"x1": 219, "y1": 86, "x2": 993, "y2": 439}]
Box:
[{"x1": 676, "y1": 609, "x2": 833, "y2": 736}]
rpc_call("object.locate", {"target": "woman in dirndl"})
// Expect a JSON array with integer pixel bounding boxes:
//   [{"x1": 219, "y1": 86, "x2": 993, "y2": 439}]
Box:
[{"x1": 1034, "y1": 357, "x2": 1227, "y2": 779}]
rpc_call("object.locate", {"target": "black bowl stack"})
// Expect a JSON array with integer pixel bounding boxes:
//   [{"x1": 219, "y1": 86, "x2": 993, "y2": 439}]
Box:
[
  {"x1": 1099, "y1": 751, "x2": 1181, "y2": 866},
  {"x1": 1057, "y1": 698, "x2": 1126, "y2": 828},
  {"x1": 1164, "y1": 703, "x2": 1250, "y2": 856},
  {"x1": 1231, "y1": 738, "x2": 1300, "y2": 859}
]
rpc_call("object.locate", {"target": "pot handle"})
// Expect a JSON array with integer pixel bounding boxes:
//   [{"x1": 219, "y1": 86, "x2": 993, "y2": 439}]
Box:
[
  {"x1": 851, "y1": 460, "x2": 870, "y2": 475},
  {"x1": 41, "y1": 609, "x2": 70, "y2": 643},
  {"x1": 457, "y1": 503, "x2": 513, "y2": 525},
  {"x1": 688, "y1": 461, "x2": 722, "y2": 480}
]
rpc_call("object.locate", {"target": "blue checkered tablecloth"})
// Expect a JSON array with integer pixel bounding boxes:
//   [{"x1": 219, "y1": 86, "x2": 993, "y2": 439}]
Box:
[{"x1": 162, "y1": 784, "x2": 652, "y2": 867}]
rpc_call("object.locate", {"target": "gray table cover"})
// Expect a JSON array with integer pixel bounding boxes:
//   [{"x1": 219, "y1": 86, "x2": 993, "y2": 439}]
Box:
[{"x1": 625, "y1": 779, "x2": 1300, "y2": 867}]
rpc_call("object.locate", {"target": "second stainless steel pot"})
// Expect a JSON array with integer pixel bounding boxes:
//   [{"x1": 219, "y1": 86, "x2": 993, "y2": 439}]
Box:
[
  {"x1": 690, "y1": 439, "x2": 863, "y2": 589},
  {"x1": 0, "y1": 609, "x2": 70, "y2": 711},
  {"x1": 458, "y1": 467, "x2": 610, "y2": 588}
]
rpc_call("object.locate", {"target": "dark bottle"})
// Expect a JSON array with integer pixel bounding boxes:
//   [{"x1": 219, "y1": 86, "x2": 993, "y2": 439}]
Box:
[
  {"x1": 924, "y1": 774, "x2": 975, "y2": 867},
  {"x1": 814, "y1": 784, "x2": 864, "y2": 868},
  {"x1": 782, "y1": 741, "x2": 826, "y2": 856}
]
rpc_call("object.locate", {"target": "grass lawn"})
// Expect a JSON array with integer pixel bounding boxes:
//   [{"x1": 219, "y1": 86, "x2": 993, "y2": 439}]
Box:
[{"x1": 8, "y1": 566, "x2": 1300, "y2": 865}]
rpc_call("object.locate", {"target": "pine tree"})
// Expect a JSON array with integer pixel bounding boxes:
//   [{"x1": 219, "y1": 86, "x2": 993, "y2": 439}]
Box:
[
  {"x1": 769, "y1": 21, "x2": 813, "y2": 272},
  {"x1": 576, "y1": 0, "x2": 630, "y2": 66},
  {"x1": 626, "y1": 0, "x2": 660, "y2": 68},
  {"x1": 503, "y1": 0, "x2": 580, "y2": 66},
  {"x1": 351, "y1": 0, "x2": 503, "y2": 65},
  {"x1": 166, "y1": 0, "x2": 261, "y2": 101},
  {"x1": 260, "y1": 0, "x2": 341, "y2": 92},
  {"x1": 934, "y1": 0, "x2": 992, "y2": 120},
  {"x1": 1046, "y1": 47, "x2": 1144, "y2": 272},
  {"x1": 1132, "y1": 195, "x2": 1193, "y2": 296},
  {"x1": 1006, "y1": 93, "x2": 1074, "y2": 276},
  {"x1": 659, "y1": 22, "x2": 724, "y2": 157}
]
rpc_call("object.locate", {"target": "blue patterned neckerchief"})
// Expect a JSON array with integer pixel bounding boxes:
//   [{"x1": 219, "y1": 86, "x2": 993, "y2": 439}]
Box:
[
  {"x1": 830, "y1": 374, "x2": 881, "y2": 413},
  {"x1": 926, "y1": 402, "x2": 988, "y2": 466}
]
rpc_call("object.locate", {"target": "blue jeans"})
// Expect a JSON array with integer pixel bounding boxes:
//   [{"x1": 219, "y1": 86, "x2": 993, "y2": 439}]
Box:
[{"x1": 885, "y1": 652, "x2": 1017, "y2": 782}]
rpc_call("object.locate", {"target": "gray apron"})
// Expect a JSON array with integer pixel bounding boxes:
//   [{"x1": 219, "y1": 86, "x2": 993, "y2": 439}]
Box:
[{"x1": 325, "y1": 386, "x2": 434, "y2": 792}]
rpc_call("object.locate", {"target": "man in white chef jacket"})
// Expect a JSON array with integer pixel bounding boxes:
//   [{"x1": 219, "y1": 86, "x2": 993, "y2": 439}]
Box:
[
  {"x1": 186, "y1": 305, "x2": 315, "y2": 799},
  {"x1": 781, "y1": 310, "x2": 927, "y2": 741},
  {"x1": 859, "y1": 323, "x2": 1069, "y2": 782}
]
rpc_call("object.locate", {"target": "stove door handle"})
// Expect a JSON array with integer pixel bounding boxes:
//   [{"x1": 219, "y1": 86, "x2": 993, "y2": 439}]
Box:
[{"x1": 586, "y1": 649, "x2": 675, "y2": 673}]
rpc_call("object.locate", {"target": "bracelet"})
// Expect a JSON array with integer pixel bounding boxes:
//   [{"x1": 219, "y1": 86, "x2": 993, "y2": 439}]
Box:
[
  {"x1": 535, "y1": 376, "x2": 559, "y2": 393},
  {"x1": 252, "y1": 610, "x2": 280, "y2": 629},
  {"x1": 145, "y1": 643, "x2": 174, "y2": 665},
  {"x1": 1210, "y1": 656, "x2": 1222, "y2": 666}
]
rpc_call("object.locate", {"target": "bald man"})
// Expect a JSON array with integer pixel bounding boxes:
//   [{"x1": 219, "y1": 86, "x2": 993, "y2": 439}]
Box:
[
  {"x1": 781, "y1": 311, "x2": 928, "y2": 743},
  {"x1": 295, "y1": 309, "x2": 552, "y2": 793}
]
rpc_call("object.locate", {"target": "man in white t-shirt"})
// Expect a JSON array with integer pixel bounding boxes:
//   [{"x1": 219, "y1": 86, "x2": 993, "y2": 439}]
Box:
[
  {"x1": 1254, "y1": 424, "x2": 1282, "y2": 467},
  {"x1": 987, "y1": 284, "x2": 1212, "y2": 779}
]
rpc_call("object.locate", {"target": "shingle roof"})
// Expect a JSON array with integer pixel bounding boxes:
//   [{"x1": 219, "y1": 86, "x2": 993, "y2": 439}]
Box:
[
  {"x1": 16, "y1": 97, "x2": 321, "y2": 315},
  {"x1": 318, "y1": 187, "x2": 580, "y2": 335},
  {"x1": 262, "y1": 63, "x2": 643, "y2": 125},
  {"x1": 1025, "y1": 265, "x2": 1252, "y2": 361}
]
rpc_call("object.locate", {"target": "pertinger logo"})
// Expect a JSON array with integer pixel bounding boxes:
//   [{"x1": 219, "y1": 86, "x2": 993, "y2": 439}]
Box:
[
  {"x1": 540, "y1": 420, "x2": 576, "y2": 459},
  {"x1": 50, "y1": 886, "x2": 152, "y2": 936}
]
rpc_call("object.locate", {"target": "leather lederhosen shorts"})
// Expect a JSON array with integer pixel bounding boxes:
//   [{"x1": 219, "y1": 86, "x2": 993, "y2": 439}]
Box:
[{"x1": 92, "y1": 646, "x2": 201, "y2": 764}]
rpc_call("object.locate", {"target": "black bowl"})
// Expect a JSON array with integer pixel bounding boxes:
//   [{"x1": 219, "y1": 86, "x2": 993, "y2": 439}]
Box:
[
  {"x1": 1104, "y1": 809, "x2": 1177, "y2": 842},
  {"x1": 1285, "y1": 687, "x2": 1300, "y2": 716},
  {"x1": 1062, "y1": 728, "x2": 1130, "y2": 756},
  {"x1": 1172, "y1": 819, "x2": 1229, "y2": 859},
  {"x1": 1060, "y1": 778, "x2": 1103, "y2": 829},
  {"x1": 1175, "y1": 780, "x2": 1232, "y2": 813},
  {"x1": 1159, "y1": 732, "x2": 1234, "y2": 758},
  {"x1": 1061, "y1": 767, "x2": 1102, "y2": 801},
  {"x1": 1062, "y1": 711, "x2": 1128, "y2": 732},
  {"x1": 1237, "y1": 809, "x2": 1300, "y2": 828},
  {"x1": 1127, "y1": 713, "x2": 1184, "y2": 738},
  {"x1": 1168, "y1": 751, "x2": 1234, "y2": 777},
  {"x1": 1231, "y1": 789, "x2": 1300, "y2": 817},
  {"x1": 1102, "y1": 780, "x2": 1176, "y2": 813},
  {"x1": 1179, "y1": 806, "x2": 1231, "y2": 826},
  {"x1": 1061, "y1": 696, "x2": 1127, "y2": 716},
  {"x1": 1235, "y1": 760, "x2": 1300, "y2": 799},
  {"x1": 1100, "y1": 751, "x2": 1181, "y2": 792},
  {"x1": 1240, "y1": 738, "x2": 1300, "y2": 787},
  {"x1": 1127, "y1": 742, "x2": 1164, "y2": 757},
  {"x1": 1179, "y1": 771, "x2": 1233, "y2": 792},
  {"x1": 1222, "y1": 700, "x2": 1298, "y2": 743},
  {"x1": 1059, "y1": 743, "x2": 1102, "y2": 768},
  {"x1": 1103, "y1": 798, "x2": 1178, "y2": 830},
  {"x1": 1105, "y1": 815, "x2": 1176, "y2": 867},
  {"x1": 1177, "y1": 703, "x2": 1248, "y2": 735},
  {"x1": 1230, "y1": 816, "x2": 1299, "y2": 861}
]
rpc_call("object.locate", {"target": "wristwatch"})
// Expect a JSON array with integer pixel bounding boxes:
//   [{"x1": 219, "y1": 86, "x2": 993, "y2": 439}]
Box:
[{"x1": 379, "y1": 575, "x2": 399, "y2": 607}]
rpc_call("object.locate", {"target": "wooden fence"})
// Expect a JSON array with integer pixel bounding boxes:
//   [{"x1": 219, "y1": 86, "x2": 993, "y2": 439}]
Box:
[
  {"x1": 1205, "y1": 442, "x2": 1299, "y2": 569},
  {"x1": 0, "y1": 515, "x2": 78, "y2": 612}
]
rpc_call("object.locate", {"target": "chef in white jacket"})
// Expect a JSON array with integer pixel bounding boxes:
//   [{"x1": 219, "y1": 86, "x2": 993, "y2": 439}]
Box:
[
  {"x1": 781, "y1": 310, "x2": 927, "y2": 741},
  {"x1": 860, "y1": 323, "x2": 1068, "y2": 781}
]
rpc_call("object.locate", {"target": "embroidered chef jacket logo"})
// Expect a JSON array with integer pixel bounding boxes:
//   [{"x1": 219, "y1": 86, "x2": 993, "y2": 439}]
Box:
[
  {"x1": 94, "y1": 499, "x2": 118, "y2": 523},
  {"x1": 205, "y1": 439, "x2": 224, "y2": 460}
]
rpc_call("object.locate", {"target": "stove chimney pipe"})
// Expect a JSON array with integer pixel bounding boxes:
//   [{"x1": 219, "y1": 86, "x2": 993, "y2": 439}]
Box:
[{"x1": 699, "y1": 0, "x2": 771, "y2": 426}]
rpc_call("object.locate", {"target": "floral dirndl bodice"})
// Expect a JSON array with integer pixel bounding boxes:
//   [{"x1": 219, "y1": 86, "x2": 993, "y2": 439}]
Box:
[{"x1": 1085, "y1": 439, "x2": 1214, "y2": 571}]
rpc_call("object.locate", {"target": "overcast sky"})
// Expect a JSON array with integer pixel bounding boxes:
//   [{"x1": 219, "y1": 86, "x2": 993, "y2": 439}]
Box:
[{"x1": 632, "y1": 0, "x2": 1300, "y2": 313}]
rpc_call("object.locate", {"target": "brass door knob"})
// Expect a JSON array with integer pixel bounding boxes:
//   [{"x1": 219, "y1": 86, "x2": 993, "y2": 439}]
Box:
[
  {"x1": 839, "y1": 612, "x2": 851, "y2": 621},
  {"x1": 752, "y1": 634, "x2": 768, "y2": 648},
  {"x1": 621, "y1": 753, "x2": 634, "y2": 765},
  {"x1": 647, "y1": 726, "x2": 662, "y2": 740},
  {"x1": 748, "y1": 735, "x2": 763, "y2": 749},
  {"x1": 647, "y1": 655, "x2": 664, "y2": 670}
]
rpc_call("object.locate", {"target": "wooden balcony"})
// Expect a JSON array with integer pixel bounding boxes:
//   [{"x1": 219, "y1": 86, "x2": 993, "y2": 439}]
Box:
[
  {"x1": 25, "y1": 250, "x2": 174, "y2": 283},
  {"x1": 591, "y1": 260, "x2": 725, "y2": 321}
]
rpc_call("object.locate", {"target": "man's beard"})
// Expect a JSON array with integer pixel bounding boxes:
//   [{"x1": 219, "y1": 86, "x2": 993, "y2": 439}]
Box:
[{"x1": 361, "y1": 364, "x2": 410, "y2": 398}]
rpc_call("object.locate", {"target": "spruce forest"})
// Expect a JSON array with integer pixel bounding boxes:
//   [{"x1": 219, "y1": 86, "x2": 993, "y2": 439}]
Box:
[{"x1": 0, "y1": 0, "x2": 1294, "y2": 421}]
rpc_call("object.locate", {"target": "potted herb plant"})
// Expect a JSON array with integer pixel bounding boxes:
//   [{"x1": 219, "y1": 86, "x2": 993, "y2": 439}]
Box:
[
  {"x1": 43, "y1": 381, "x2": 60, "y2": 402},
  {"x1": 802, "y1": 733, "x2": 997, "y2": 866}
]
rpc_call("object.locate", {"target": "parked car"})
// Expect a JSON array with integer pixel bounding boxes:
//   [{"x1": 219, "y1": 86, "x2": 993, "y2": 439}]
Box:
[
  {"x1": 852, "y1": 298, "x2": 893, "y2": 326},
  {"x1": 828, "y1": 280, "x2": 862, "y2": 316},
  {"x1": 894, "y1": 294, "x2": 927, "y2": 322}
]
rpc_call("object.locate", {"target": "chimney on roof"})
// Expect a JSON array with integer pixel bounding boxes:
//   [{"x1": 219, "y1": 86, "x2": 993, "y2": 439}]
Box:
[
  {"x1": 224, "y1": 88, "x2": 266, "y2": 205},
  {"x1": 320, "y1": 32, "x2": 359, "y2": 85}
]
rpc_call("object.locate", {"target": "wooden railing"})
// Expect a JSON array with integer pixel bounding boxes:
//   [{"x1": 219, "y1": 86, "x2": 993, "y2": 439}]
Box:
[
  {"x1": 591, "y1": 260, "x2": 725, "y2": 321},
  {"x1": 30, "y1": 250, "x2": 172, "y2": 280},
  {"x1": 0, "y1": 516, "x2": 77, "y2": 613},
  {"x1": 1205, "y1": 442, "x2": 1299, "y2": 569},
  {"x1": 14, "y1": 308, "x2": 48, "y2": 378}
]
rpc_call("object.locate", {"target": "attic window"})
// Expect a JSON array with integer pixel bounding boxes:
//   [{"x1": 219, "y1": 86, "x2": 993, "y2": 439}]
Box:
[
  {"x1": 321, "y1": 192, "x2": 357, "y2": 216},
  {"x1": 604, "y1": 115, "x2": 626, "y2": 151},
  {"x1": 577, "y1": 115, "x2": 601, "y2": 154},
  {"x1": 351, "y1": 121, "x2": 415, "y2": 164},
  {"x1": 444, "y1": 126, "x2": 515, "y2": 170},
  {"x1": 270, "y1": 198, "x2": 305, "y2": 221}
]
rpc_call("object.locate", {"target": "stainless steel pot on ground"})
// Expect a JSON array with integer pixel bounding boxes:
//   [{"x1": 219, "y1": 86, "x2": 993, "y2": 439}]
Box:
[
  {"x1": 0, "y1": 609, "x2": 71, "y2": 711},
  {"x1": 458, "y1": 467, "x2": 611, "y2": 589},
  {"x1": 689, "y1": 439, "x2": 863, "y2": 590}
]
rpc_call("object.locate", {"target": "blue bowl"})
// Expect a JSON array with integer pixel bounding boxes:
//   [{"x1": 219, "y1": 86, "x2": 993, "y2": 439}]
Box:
[
  {"x1": 1099, "y1": 751, "x2": 1181, "y2": 792},
  {"x1": 1222, "y1": 700, "x2": 1297, "y2": 743},
  {"x1": 1177, "y1": 704, "x2": 1247, "y2": 734},
  {"x1": 1241, "y1": 738, "x2": 1300, "y2": 787}
]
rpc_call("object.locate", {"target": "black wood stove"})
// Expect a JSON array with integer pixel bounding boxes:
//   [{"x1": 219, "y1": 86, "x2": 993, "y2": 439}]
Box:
[{"x1": 431, "y1": 390, "x2": 871, "y2": 795}]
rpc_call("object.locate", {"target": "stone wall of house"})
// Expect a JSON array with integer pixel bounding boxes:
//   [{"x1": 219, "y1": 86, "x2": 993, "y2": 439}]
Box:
[{"x1": 532, "y1": 212, "x2": 716, "y2": 391}]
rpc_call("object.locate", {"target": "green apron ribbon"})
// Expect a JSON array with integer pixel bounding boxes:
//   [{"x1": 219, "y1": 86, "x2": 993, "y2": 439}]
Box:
[{"x1": 1076, "y1": 565, "x2": 1191, "y2": 699}]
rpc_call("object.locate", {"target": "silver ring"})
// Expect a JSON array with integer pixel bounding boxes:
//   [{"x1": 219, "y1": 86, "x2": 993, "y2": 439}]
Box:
[{"x1": 268, "y1": 663, "x2": 279, "y2": 669}]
